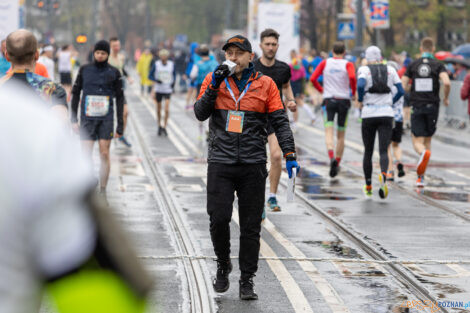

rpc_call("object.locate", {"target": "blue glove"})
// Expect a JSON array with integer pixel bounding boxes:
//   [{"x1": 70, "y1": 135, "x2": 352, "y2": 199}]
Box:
[
  {"x1": 286, "y1": 160, "x2": 300, "y2": 179},
  {"x1": 211, "y1": 64, "x2": 230, "y2": 88}
]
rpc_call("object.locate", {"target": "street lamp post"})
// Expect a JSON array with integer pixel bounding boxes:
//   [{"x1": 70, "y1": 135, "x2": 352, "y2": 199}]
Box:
[{"x1": 355, "y1": 0, "x2": 363, "y2": 49}]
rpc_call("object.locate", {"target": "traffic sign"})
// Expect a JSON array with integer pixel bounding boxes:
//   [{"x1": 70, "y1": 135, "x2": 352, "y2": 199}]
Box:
[
  {"x1": 370, "y1": 0, "x2": 390, "y2": 29},
  {"x1": 338, "y1": 22, "x2": 355, "y2": 40}
]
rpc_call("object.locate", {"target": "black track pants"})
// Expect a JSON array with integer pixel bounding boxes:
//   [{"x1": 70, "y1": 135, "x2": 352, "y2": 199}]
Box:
[
  {"x1": 361, "y1": 117, "x2": 393, "y2": 185},
  {"x1": 207, "y1": 163, "x2": 267, "y2": 278}
]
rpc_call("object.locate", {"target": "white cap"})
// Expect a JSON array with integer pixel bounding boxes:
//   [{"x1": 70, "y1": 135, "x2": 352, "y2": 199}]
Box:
[
  {"x1": 365, "y1": 46, "x2": 382, "y2": 62},
  {"x1": 43, "y1": 45, "x2": 54, "y2": 52}
]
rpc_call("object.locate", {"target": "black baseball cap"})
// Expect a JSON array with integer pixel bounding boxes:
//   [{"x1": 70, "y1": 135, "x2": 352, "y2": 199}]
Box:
[{"x1": 222, "y1": 35, "x2": 252, "y2": 53}]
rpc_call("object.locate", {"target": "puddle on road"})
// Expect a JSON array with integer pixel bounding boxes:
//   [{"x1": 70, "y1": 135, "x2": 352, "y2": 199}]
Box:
[
  {"x1": 414, "y1": 276, "x2": 465, "y2": 295},
  {"x1": 297, "y1": 166, "x2": 357, "y2": 200},
  {"x1": 303, "y1": 240, "x2": 362, "y2": 259},
  {"x1": 326, "y1": 207, "x2": 343, "y2": 217},
  {"x1": 416, "y1": 189, "x2": 470, "y2": 203},
  {"x1": 309, "y1": 195, "x2": 357, "y2": 201}
]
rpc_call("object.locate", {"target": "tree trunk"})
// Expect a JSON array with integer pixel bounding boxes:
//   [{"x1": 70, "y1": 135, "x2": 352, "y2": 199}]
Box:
[
  {"x1": 307, "y1": 0, "x2": 318, "y2": 49},
  {"x1": 436, "y1": 0, "x2": 446, "y2": 50},
  {"x1": 325, "y1": 1, "x2": 333, "y2": 50},
  {"x1": 384, "y1": 26, "x2": 395, "y2": 48}
]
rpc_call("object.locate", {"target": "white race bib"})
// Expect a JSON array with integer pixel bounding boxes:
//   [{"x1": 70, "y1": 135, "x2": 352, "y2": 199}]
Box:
[
  {"x1": 85, "y1": 95, "x2": 110, "y2": 117},
  {"x1": 415, "y1": 78, "x2": 433, "y2": 92},
  {"x1": 157, "y1": 71, "x2": 172, "y2": 84}
]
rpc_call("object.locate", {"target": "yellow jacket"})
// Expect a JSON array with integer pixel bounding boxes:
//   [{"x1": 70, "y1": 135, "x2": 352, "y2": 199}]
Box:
[{"x1": 136, "y1": 53, "x2": 153, "y2": 87}]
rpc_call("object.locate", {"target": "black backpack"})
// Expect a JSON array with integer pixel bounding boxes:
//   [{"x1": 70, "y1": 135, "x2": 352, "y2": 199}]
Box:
[{"x1": 367, "y1": 64, "x2": 391, "y2": 94}]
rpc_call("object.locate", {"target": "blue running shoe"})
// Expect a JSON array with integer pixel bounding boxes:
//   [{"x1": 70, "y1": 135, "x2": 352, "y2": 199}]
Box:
[
  {"x1": 267, "y1": 197, "x2": 281, "y2": 212},
  {"x1": 119, "y1": 136, "x2": 132, "y2": 147}
]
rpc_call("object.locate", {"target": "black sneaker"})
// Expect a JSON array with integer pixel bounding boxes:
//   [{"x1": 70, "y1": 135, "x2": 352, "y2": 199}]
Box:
[
  {"x1": 239, "y1": 276, "x2": 258, "y2": 300},
  {"x1": 397, "y1": 163, "x2": 405, "y2": 177},
  {"x1": 329, "y1": 159, "x2": 339, "y2": 178},
  {"x1": 157, "y1": 127, "x2": 163, "y2": 136},
  {"x1": 212, "y1": 259, "x2": 232, "y2": 293},
  {"x1": 162, "y1": 128, "x2": 168, "y2": 137}
]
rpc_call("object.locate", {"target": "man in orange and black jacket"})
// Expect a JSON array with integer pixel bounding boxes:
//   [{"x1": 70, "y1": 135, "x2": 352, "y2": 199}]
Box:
[{"x1": 194, "y1": 35, "x2": 300, "y2": 301}]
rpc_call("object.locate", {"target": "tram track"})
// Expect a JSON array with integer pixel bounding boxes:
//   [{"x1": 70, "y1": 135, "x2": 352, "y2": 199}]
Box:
[
  {"x1": 278, "y1": 176, "x2": 450, "y2": 313},
  {"x1": 129, "y1": 112, "x2": 216, "y2": 313},
  {"x1": 295, "y1": 122, "x2": 470, "y2": 224}
]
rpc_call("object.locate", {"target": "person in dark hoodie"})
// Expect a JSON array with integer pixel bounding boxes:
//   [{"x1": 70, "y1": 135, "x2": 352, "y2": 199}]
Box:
[{"x1": 71, "y1": 40, "x2": 125, "y2": 202}]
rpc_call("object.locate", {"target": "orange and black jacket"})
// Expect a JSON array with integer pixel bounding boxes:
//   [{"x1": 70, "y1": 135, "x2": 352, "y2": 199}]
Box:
[{"x1": 194, "y1": 63, "x2": 295, "y2": 164}]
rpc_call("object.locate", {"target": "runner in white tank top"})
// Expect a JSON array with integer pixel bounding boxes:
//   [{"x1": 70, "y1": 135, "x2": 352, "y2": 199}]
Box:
[
  {"x1": 310, "y1": 41, "x2": 357, "y2": 178},
  {"x1": 149, "y1": 49, "x2": 175, "y2": 136}
]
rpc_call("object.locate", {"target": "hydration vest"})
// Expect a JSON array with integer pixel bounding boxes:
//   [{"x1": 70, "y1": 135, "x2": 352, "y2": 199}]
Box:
[{"x1": 368, "y1": 64, "x2": 391, "y2": 94}]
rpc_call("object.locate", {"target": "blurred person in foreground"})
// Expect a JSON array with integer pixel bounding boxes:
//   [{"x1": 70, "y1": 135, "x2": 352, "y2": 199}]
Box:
[
  {"x1": 0, "y1": 29, "x2": 67, "y2": 122},
  {"x1": 0, "y1": 86, "x2": 152, "y2": 313}
]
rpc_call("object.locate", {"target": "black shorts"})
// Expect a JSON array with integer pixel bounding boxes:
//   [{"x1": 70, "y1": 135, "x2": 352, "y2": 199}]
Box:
[
  {"x1": 411, "y1": 104, "x2": 439, "y2": 137},
  {"x1": 290, "y1": 80, "x2": 304, "y2": 98},
  {"x1": 322, "y1": 98, "x2": 351, "y2": 130},
  {"x1": 60, "y1": 72, "x2": 72, "y2": 85},
  {"x1": 391, "y1": 121, "x2": 403, "y2": 143},
  {"x1": 155, "y1": 92, "x2": 171, "y2": 102},
  {"x1": 80, "y1": 119, "x2": 114, "y2": 141}
]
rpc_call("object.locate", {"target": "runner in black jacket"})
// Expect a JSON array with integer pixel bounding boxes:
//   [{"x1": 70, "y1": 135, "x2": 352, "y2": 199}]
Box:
[{"x1": 71, "y1": 40, "x2": 125, "y2": 202}]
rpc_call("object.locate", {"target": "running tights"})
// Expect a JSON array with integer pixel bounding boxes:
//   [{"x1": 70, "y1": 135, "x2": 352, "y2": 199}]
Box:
[{"x1": 361, "y1": 117, "x2": 393, "y2": 185}]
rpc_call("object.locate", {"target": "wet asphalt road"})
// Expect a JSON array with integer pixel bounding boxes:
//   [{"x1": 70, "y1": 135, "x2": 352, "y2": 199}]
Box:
[{"x1": 41, "y1": 86, "x2": 470, "y2": 313}]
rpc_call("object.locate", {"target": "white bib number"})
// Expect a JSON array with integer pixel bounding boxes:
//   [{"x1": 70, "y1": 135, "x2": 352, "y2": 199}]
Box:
[
  {"x1": 157, "y1": 71, "x2": 172, "y2": 84},
  {"x1": 85, "y1": 95, "x2": 110, "y2": 117},
  {"x1": 415, "y1": 78, "x2": 433, "y2": 92}
]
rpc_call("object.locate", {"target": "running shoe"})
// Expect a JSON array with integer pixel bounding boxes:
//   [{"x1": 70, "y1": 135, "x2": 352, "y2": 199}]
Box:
[
  {"x1": 239, "y1": 276, "x2": 258, "y2": 300},
  {"x1": 417, "y1": 150, "x2": 431, "y2": 176},
  {"x1": 378, "y1": 173, "x2": 388, "y2": 199},
  {"x1": 162, "y1": 128, "x2": 168, "y2": 137},
  {"x1": 267, "y1": 197, "x2": 281, "y2": 212},
  {"x1": 119, "y1": 136, "x2": 132, "y2": 147},
  {"x1": 213, "y1": 259, "x2": 232, "y2": 293},
  {"x1": 397, "y1": 163, "x2": 405, "y2": 177},
  {"x1": 416, "y1": 176, "x2": 425, "y2": 188},
  {"x1": 386, "y1": 171, "x2": 395, "y2": 182},
  {"x1": 363, "y1": 184, "x2": 373, "y2": 198},
  {"x1": 261, "y1": 207, "x2": 266, "y2": 222},
  {"x1": 329, "y1": 159, "x2": 339, "y2": 178},
  {"x1": 158, "y1": 126, "x2": 163, "y2": 136}
]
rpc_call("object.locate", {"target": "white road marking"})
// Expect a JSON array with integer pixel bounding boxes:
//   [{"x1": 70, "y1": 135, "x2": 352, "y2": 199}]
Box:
[
  {"x1": 263, "y1": 219, "x2": 350, "y2": 313},
  {"x1": 136, "y1": 93, "x2": 191, "y2": 157},
  {"x1": 232, "y1": 210, "x2": 314, "y2": 313}
]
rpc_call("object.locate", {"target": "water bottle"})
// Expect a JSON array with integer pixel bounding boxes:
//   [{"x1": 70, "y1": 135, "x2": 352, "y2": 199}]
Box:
[{"x1": 286, "y1": 168, "x2": 296, "y2": 202}]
